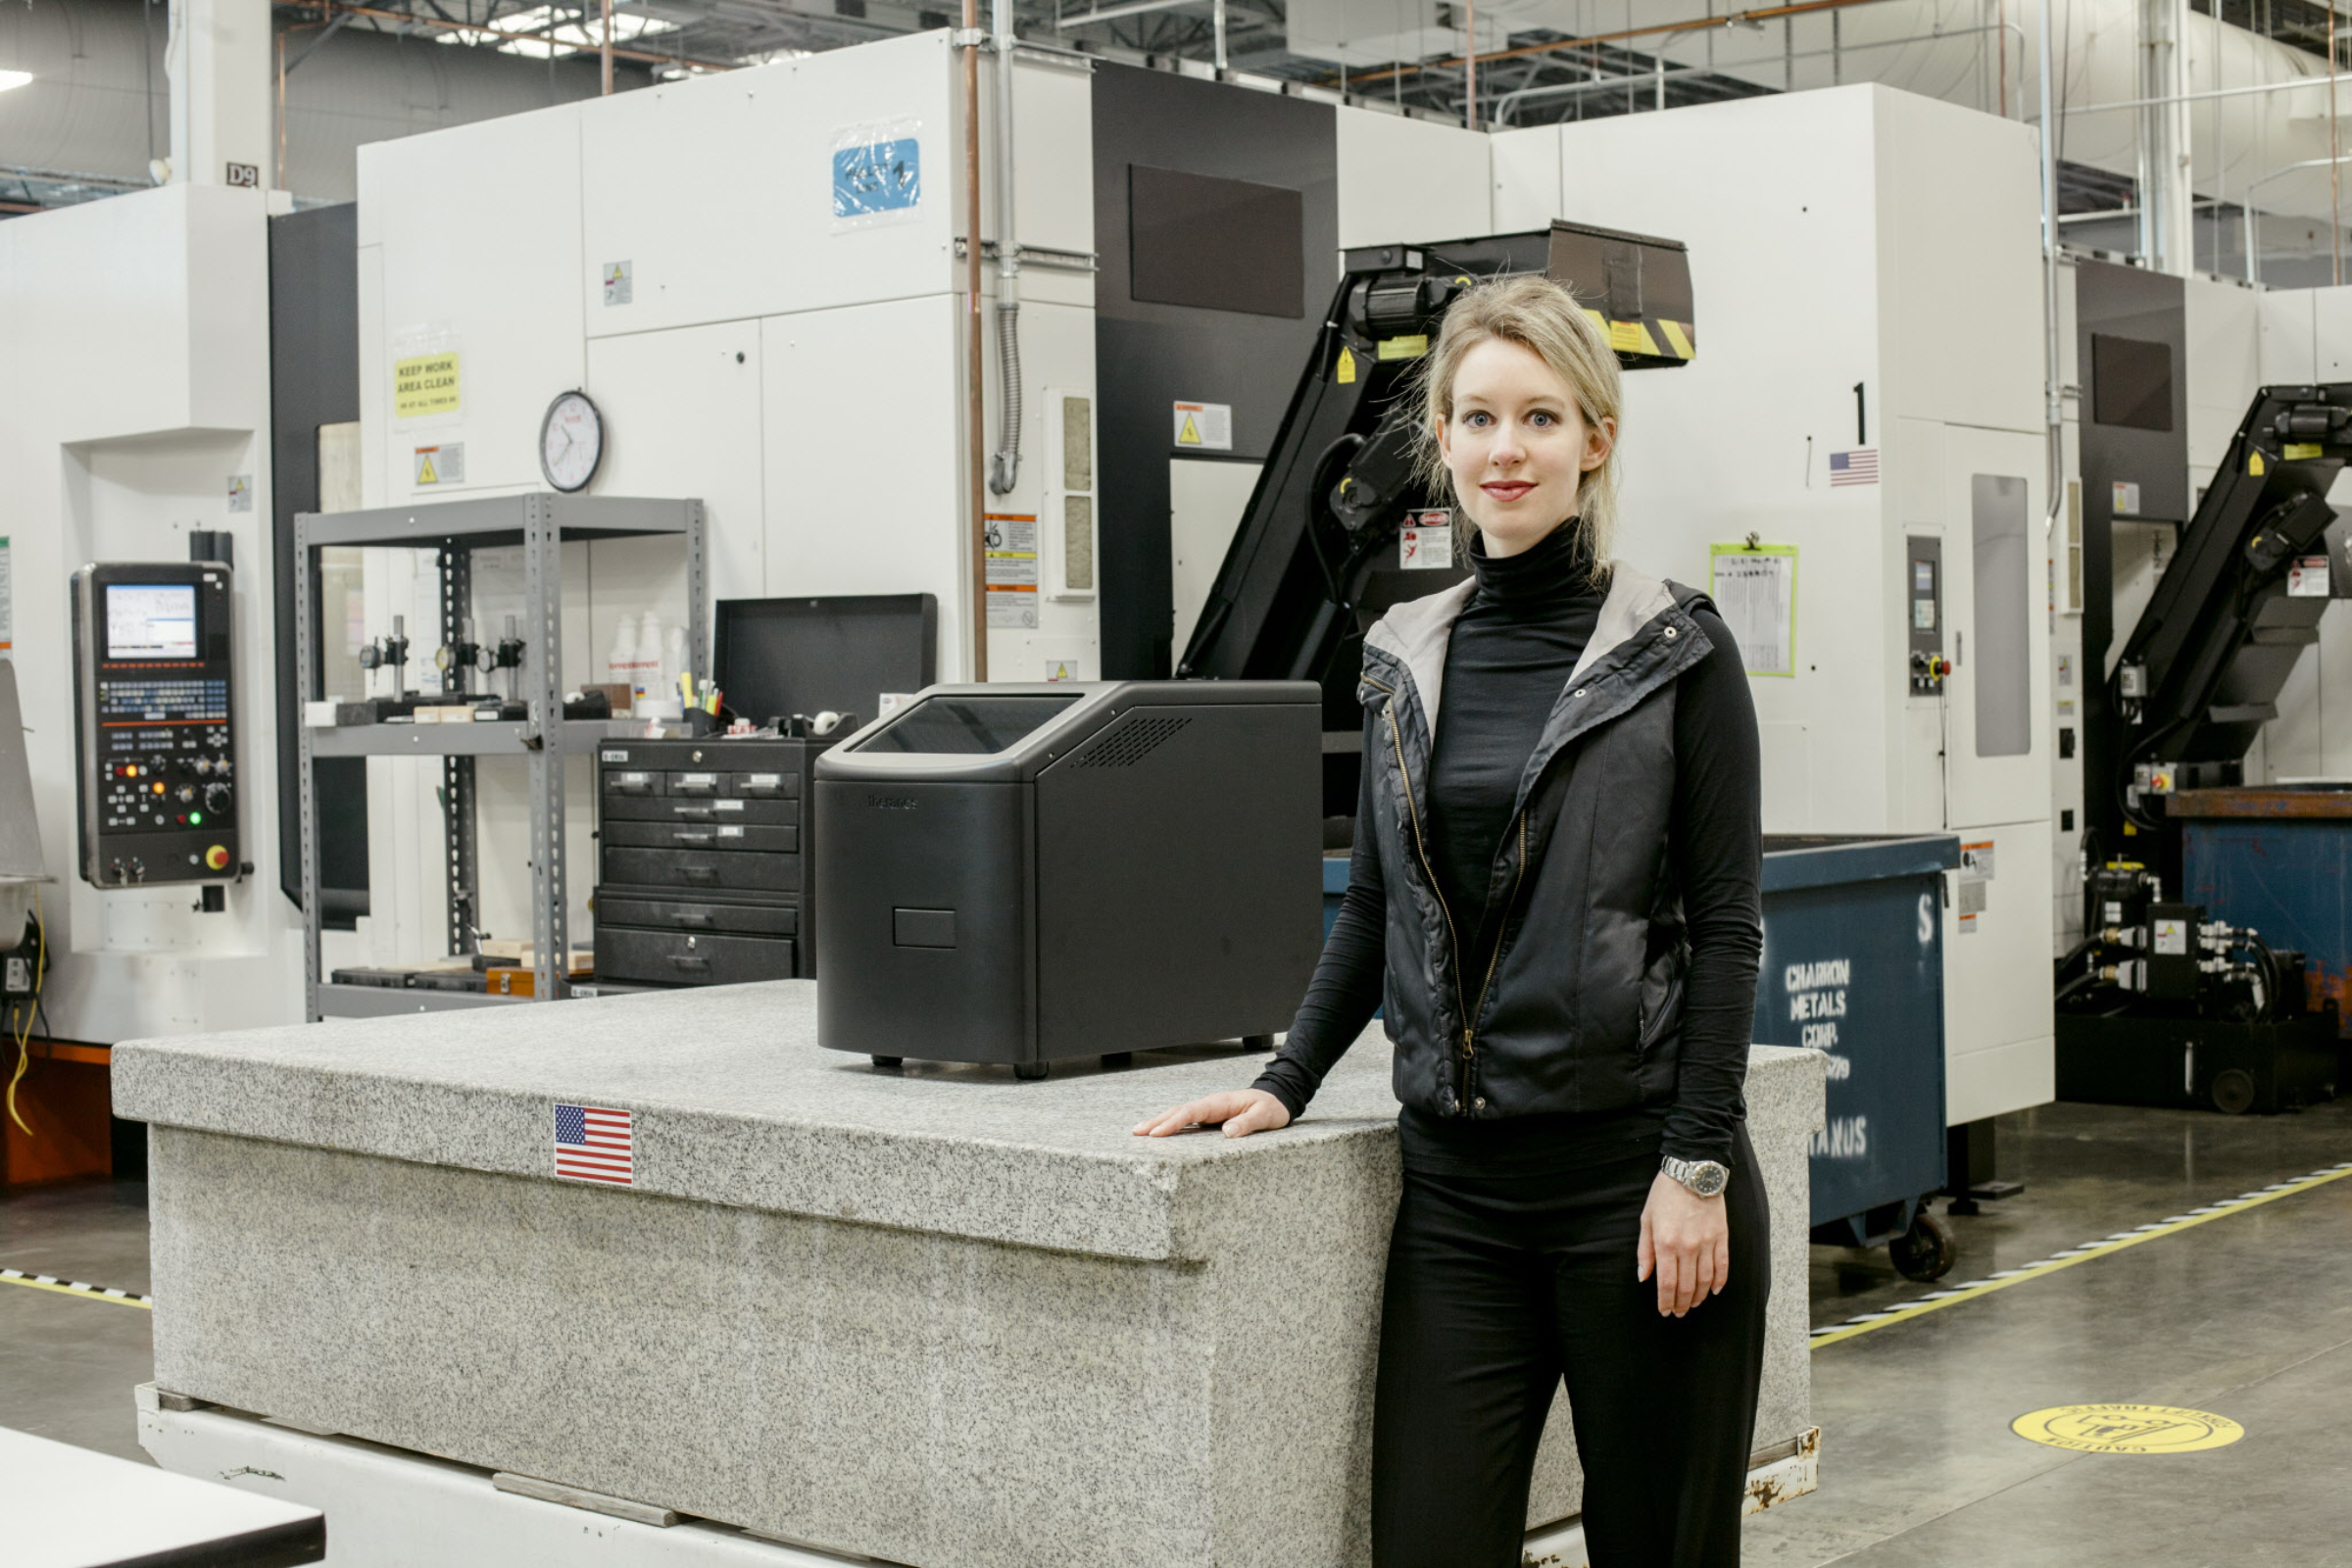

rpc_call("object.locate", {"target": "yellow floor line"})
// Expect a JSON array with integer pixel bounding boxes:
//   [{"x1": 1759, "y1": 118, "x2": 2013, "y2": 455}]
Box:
[
  {"x1": 1809, "y1": 1160, "x2": 2352, "y2": 1350},
  {"x1": 0, "y1": 1266, "x2": 154, "y2": 1310}
]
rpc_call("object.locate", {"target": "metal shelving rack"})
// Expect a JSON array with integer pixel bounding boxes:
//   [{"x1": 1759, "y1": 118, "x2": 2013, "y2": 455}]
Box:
[{"x1": 294, "y1": 494, "x2": 707, "y2": 1021}]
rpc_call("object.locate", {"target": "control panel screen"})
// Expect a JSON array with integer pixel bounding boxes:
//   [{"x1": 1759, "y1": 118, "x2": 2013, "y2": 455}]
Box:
[{"x1": 106, "y1": 584, "x2": 198, "y2": 660}]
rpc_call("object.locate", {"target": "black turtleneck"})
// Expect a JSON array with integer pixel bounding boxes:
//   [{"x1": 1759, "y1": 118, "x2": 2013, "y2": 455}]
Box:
[
  {"x1": 1254, "y1": 518, "x2": 1764, "y2": 1178},
  {"x1": 1428, "y1": 524, "x2": 1607, "y2": 961}
]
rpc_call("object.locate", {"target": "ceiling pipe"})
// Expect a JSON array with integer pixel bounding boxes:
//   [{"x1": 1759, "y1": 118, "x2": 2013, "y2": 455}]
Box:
[{"x1": 1334, "y1": 0, "x2": 1886, "y2": 91}]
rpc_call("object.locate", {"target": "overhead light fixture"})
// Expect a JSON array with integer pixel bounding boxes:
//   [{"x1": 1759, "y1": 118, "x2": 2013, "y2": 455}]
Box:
[{"x1": 0, "y1": 70, "x2": 33, "y2": 93}]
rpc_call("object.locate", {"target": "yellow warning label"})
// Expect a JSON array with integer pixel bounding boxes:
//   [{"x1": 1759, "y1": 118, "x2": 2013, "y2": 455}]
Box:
[
  {"x1": 1609, "y1": 318, "x2": 1642, "y2": 353},
  {"x1": 2012, "y1": 1404, "x2": 2243, "y2": 1454},
  {"x1": 394, "y1": 352, "x2": 462, "y2": 419},
  {"x1": 1377, "y1": 334, "x2": 1429, "y2": 362},
  {"x1": 1177, "y1": 413, "x2": 1202, "y2": 445},
  {"x1": 2285, "y1": 442, "x2": 2324, "y2": 460},
  {"x1": 416, "y1": 455, "x2": 438, "y2": 484},
  {"x1": 1336, "y1": 347, "x2": 1356, "y2": 385},
  {"x1": 2249, "y1": 451, "x2": 2267, "y2": 475}
]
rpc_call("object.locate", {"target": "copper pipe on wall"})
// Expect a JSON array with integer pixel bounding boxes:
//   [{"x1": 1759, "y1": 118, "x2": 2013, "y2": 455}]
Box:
[
  {"x1": 601, "y1": 0, "x2": 614, "y2": 93},
  {"x1": 962, "y1": 2, "x2": 989, "y2": 680}
]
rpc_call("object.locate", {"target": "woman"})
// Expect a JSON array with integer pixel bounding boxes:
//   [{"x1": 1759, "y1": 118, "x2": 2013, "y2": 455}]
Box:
[{"x1": 1133, "y1": 273, "x2": 1768, "y2": 1568}]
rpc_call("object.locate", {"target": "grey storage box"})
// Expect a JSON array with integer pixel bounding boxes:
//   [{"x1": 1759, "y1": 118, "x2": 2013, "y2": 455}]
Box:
[{"x1": 814, "y1": 681, "x2": 1321, "y2": 1077}]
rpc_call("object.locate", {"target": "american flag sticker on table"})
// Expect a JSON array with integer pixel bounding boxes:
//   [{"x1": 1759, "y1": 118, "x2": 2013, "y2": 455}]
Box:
[
  {"x1": 1830, "y1": 448, "x2": 1880, "y2": 486},
  {"x1": 554, "y1": 1103, "x2": 635, "y2": 1185}
]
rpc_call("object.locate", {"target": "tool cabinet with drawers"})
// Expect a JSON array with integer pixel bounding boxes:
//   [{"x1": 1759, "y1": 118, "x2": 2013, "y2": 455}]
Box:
[{"x1": 592, "y1": 737, "x2": 817, "y2": 988}]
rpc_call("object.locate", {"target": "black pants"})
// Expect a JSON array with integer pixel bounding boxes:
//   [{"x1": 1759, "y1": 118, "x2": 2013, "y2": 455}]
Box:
[{"x1": 1369, "y1": 1126, "x2": 1770, "y2": 1568}]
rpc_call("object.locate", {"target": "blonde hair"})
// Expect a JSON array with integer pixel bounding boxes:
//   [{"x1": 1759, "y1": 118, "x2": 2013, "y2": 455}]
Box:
[{"x1": 1416, "y1": 273, "x2": 1624, "y2": 577}]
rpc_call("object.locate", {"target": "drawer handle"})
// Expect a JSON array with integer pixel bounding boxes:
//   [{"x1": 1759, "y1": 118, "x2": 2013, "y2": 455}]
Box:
[
  {"x1": 679, "y1": 865, "x2": 718, "y2": 883},
  {"x1": 673, "y1": 831, "x2": 714, "y2": 845},
  {"x1": 673, "y1": 807, "x2": 714, "y2": 821},
  {"x1": 669, "y1": 956, "x2": 712, "y2": 972},
  {"x1": 676, "y1": 913, "x2": 714, "y2": 929}
]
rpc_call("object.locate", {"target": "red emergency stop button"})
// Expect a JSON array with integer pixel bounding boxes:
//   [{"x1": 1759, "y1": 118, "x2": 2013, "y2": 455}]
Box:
[{"x1": 204, "y1": 845, "x2": 230, "y2": 871}]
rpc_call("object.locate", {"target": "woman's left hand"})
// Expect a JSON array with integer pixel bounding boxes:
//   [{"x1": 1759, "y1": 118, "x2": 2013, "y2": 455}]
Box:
[{"x1": 1638, "y1": 1172, "x2": 1730, "y2": 1318}]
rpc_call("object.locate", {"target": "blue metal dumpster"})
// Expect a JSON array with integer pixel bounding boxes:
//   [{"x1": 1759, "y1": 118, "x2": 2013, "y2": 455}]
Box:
[{"x1": 1753, "y1": 833, "x2": 1961, "y2": 1280}]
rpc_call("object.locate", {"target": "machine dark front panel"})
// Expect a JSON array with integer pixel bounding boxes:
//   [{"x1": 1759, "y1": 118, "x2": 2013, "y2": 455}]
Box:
[
  {"x1": 816, "y1": 780, "x2": 1032, "y2": 1063},
  {"x1": 1093, "y1": 64, "x2": 1338, "y2": 680},
  {"x1": 1034, "y1": 704, "x2": 1321, "y2": 1054},
  {"x1": 2075, "y1": 260, "x2": 2187, "y2": 855},
  {"x1": 269, "y1": 203, "x2": 365, "y2": 920}
]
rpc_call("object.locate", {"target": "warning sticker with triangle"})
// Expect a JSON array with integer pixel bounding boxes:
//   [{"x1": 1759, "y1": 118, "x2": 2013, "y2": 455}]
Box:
[
  {"x1": 1336, "y1": 347, "x2": 1356, "y2": 385},
  {"x1": 414, "y1": 443, "x2": 465, "y2": 487},
  {"x1": 1171, "y1": 400, "x2": 1232, "y2": 452}
]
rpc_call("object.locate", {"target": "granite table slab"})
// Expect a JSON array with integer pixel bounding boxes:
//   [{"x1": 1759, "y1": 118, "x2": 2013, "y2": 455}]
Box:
[{"x1": 113, "y1": 981, "x2": 1826, "y2": 1568}]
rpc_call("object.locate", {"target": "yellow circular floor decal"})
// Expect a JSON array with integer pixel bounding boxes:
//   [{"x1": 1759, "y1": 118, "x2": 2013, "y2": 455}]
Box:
[{"x1": 2012, "y1": 1404, "x2": 2245, "y2": 1454}]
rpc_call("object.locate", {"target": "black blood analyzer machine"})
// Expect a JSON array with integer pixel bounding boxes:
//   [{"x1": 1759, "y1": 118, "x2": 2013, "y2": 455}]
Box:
[
  {"x1": 814, "y1": 681, "x2": 1323, "y2": 1078},
  {"x1": 71, "y1": 562, "x2": 241, "y2": 887}
]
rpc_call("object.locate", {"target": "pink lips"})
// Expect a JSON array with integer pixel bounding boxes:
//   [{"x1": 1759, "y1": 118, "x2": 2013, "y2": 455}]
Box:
[{"x1": 1482, "y1": 481, "x2": 1536, "y2": 503}]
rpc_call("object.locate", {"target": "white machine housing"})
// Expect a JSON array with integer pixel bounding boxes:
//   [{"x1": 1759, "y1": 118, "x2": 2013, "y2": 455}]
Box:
[
  {"x1": 343, "y1": 32, "x2": 1099, "y2": 976},
  {"x1": 1493, "y1": 84, "x2": 2055, "y2": 1127}
]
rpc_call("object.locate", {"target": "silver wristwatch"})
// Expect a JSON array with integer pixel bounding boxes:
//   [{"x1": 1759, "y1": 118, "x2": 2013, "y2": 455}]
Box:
[{"x1": 1661, "y1": 1155, "x2": 1731, "y2": 1198}]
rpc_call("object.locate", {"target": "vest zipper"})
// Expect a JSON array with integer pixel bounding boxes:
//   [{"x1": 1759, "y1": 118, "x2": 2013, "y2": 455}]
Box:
[
  {"x1": 1362, "y1": 675, "x2": 1476, "y2": 1105},
  {"x1": 1469, "y1": 810, "x2": 1528, "y2": 1035}
]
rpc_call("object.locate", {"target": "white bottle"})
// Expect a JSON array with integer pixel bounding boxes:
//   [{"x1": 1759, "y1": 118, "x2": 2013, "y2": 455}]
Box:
[
  {"x1": 607, "y1": 613, "x2": 643, "y2": 714},
  {"x1": 665, "y1": 625, "x2": 689, "y2": 709},
  {"x1": 636, "y1": 612, "x2": 675, "y2": 718}
]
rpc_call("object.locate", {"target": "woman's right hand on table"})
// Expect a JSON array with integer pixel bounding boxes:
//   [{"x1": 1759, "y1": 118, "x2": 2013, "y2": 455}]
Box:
[{"x1": 1131, "y1": 1089, "x2": 1293, "y2": 1140}]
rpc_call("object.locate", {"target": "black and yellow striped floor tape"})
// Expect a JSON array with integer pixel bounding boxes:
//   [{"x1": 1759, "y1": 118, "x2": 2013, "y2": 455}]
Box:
[
  {"x1": 1810, "y1": 1159, "x2": 2352, "y2": 1349},
  {"x1": 0, "y1": 1265, "x2": 153, "y2": 1310}
]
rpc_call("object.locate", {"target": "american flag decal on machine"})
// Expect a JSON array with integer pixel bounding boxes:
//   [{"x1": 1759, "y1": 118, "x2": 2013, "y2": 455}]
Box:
[
  {"x1": 554, "y1": 1103, "x2": 635, "y2": 1185},
  {"x1": 1829, "y1": 448, "x2": 1880, "y2": 486}
]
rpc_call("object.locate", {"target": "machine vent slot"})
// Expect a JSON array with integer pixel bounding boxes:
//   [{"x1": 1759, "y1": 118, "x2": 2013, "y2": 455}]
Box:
[{"x1": 1073, "y1": 714, "x2": 1192, "y2": 768}]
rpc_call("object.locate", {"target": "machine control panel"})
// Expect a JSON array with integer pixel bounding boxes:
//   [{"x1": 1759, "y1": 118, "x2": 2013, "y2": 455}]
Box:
[
  {"x1": 1905, "y1": 536, "x2": 1948, "y2": 696},
  {"x1": 71, "y1": 562, "x2": 241, "y2": 887}
]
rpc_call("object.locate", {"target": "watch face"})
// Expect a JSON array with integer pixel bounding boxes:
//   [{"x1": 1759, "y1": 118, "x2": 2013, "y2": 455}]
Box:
[{"x1": 540, "y1": 391, "x2": 604, "y2": 493}]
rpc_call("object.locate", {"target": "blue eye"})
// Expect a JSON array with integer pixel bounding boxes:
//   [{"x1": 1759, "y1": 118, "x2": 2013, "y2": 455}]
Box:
[
  {"x1": 1530, "y1": 411, "x2": 1556, "y2": 427},
  {"x1": 1464, "y1": 412, "x2": 1491, "y2": 427}
]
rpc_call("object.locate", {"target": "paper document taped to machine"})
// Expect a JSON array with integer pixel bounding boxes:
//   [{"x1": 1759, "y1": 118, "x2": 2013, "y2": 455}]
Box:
[{"x1": 1709, "y1": 546, "x2": 1796, "y2": 677}]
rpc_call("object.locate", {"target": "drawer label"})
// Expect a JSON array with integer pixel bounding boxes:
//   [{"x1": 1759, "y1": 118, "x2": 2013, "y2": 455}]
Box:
[
  {"x1": 613, "y1": 771, "x2": 652, "y2": 785},
  {"x1": 680, "y1": 772, "x2": 718, "y2": 786},
  {"x1": 718, "y1": 824, "x2": 745, "y2": 839},
  {"x1": 747, "y1": 772, "x2": 782, "y2": 786},
  {"x1": 602, "y1": 750, "x2": 629, "y2": 762},
  {"x1": 713, "y1": 799, "x2": 746, "y2": 812}
]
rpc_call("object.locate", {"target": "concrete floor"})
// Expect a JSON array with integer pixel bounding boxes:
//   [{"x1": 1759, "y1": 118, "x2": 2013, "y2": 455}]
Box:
[{"x1": 3, "y1": 1096, "x2": 2348, "y2": 1564}]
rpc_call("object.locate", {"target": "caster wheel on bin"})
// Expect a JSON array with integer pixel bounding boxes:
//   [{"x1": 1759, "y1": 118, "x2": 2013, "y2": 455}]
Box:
[
  {"x1": 1102, "y1": 1052, "x2": 1133, "y2": 1067},
  {"x1": 1014, "y1": 1062, "x2": 1051, "y2": 1082},
  {"x1": 2210, "y1": 1067, "x2": 2257, "y2": 1115},
  {"x1": 1889, "y1": 1208, "x2": 1956, "y2": 1282},
  {"x1": 1241, "y1": 1034, "x2": 1274, "y2": 1053},
  {"x1": 870, "y1": 1055, "x2": 904, "y2": 1070}
]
